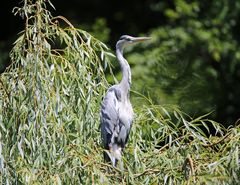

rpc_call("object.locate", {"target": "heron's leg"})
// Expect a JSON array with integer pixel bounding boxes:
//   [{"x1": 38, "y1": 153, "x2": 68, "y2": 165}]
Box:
[
  {"x1": 103, "y1": 150, "x2": 111, "y2": 163},
  {"x1": 119, "y1": 159, "x2": 124, "y2": 171}
]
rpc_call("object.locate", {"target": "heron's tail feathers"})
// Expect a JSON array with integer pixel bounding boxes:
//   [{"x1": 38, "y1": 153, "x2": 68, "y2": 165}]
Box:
[
  {"x1": 111, "y1": 144, "x2": 122, "y2": 161},
  {"x1": 104, "y1": 144, "x2": 122, "y2": 167}
]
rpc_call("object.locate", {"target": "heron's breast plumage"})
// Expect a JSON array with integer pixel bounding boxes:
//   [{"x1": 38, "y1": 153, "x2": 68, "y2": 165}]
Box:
[{"x1": 118, "y1": 100, "x2": 133, "y2": 128}]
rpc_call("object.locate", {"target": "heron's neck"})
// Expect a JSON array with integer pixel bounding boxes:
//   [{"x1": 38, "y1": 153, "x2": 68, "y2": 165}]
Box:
[{"x1": 116, "y1": 47, "x2": 131, "y2": 91}]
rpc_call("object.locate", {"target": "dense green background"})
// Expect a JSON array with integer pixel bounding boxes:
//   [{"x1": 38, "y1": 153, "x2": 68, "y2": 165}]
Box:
[{"x1": 1, "y1": 1, "x2": 240, "y2": 126}]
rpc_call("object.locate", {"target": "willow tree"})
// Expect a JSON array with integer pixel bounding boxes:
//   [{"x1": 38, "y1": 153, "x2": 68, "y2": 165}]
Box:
[{"x1": 0, "y1": 0, "x2": 113, "y2": 183}]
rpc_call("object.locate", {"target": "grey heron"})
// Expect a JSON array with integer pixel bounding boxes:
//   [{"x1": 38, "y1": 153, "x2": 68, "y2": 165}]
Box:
[{"x1": 100, "y1": 35, "x2": 150, "y2": 167}]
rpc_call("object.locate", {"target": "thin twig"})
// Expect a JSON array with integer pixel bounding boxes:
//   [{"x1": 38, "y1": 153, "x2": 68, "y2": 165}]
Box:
[
  {"x1": 134, "y1": 169, "x2": 161, "y2": 178},
  {"x1": 182, "y1": 154, "x2": 195, "y2": 183},
  {"x1": 203, "y1": 133, "x2": 231, "y2": 147},
  {"x1": 52, "y1": 16, "x2": 74, "y2": 28},
  {"x1": 187, "y1": 155, "x2": 195, "y2": 176},
  {"x1": 158, "y1": 135, "x2": 186, "y2": 153}
]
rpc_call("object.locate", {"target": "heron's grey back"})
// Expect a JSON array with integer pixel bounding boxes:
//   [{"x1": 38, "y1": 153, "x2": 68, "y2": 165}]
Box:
[{"x1": 100, "y1": 86, "x2": 132, "y2": 149}]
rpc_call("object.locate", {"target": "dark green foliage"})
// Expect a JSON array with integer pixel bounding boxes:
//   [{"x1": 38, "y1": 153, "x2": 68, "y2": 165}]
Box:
[{"x1": 125, "y1": 0, "x2": 240, "y2": 125}]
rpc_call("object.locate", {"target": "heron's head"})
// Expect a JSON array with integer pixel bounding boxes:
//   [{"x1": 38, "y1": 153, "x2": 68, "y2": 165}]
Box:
[{"x1": 116, "y1": 35, "x2": 151, "y2": 50}]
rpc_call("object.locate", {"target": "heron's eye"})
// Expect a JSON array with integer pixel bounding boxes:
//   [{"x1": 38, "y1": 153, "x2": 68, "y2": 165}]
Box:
[
  {"x1": 119, "y1": 36, "x2": 132, "y2": 41},
  {"x1": 120, "y1": 36, "x2": 126, "y2": 40}
]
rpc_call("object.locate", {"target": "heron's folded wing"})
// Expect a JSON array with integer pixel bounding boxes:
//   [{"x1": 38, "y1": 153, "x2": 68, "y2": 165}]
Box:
[{"x1": 100, "y1": 88, "x2": 120, "y2": 147}]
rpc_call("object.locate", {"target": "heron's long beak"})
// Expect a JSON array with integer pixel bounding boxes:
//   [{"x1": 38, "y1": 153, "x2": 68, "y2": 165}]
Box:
[{"x1": 132, "y1": 36, "x2": 151, "y2": 43}]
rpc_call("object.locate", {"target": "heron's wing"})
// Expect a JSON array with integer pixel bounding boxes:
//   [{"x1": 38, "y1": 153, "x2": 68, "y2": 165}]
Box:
[
  {"x1": 121, "y1": 119, "x2": 132, "y2": 146},
  {"x1": 100, "y1": 87, "x2": 121, "y2": 149},
  {"x1": 118, "y1": 120, "x2": 132, "y2": 148}
]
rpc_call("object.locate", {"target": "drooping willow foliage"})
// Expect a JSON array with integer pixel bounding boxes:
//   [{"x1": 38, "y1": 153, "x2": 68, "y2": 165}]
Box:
[
  {"x1": 0, "y1": 0, "x2": 239, "y2": 184},
  {"x1": 0, "y1": 0, "x2": 112, "y2": 183}
]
